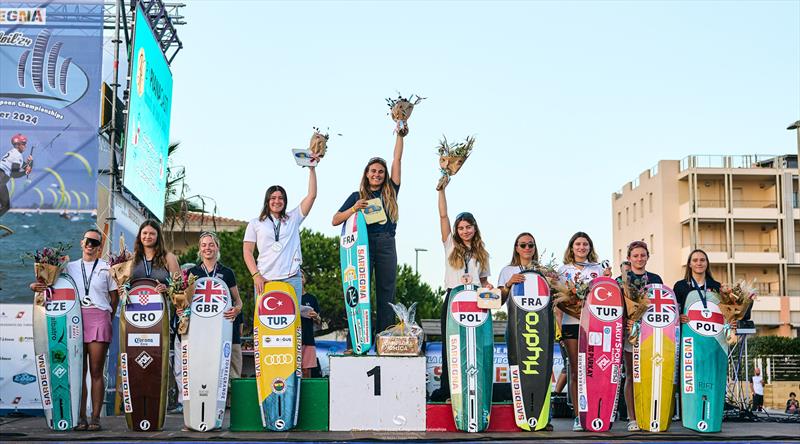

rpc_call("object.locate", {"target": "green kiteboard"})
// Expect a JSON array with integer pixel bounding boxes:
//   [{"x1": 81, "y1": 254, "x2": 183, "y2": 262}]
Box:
[
  {"x1": 681, "y1": 289, "x2": 728, "y2": 433},
  {"x1": 445, "y1": 284, "x2": 493, "y2": 432}
]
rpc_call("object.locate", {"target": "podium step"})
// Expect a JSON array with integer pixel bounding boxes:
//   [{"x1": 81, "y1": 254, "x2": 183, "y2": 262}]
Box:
[
  {"x1": 426, "y1": 403, "x2": 520, "y2": 432},
  {"x1": 229, "y1": 377, "x2": 330, "y2": 431}
]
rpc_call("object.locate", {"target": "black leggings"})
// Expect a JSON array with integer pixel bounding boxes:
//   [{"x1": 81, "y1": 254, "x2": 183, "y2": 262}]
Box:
[{"x1": 437, "y1": 288, "x2": 454, "y2": 396}]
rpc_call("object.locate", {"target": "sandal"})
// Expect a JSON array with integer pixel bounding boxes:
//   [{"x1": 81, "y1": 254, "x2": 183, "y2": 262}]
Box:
[
  {"x1": 87, "y1": 419, "x2": 102, "y2": 431},
  {"x1": 627, "y1": 420, "x2": 640, "y2": 431},
  {"x1": 73, "y1": 418, "x2": 88, "y2": 431}
]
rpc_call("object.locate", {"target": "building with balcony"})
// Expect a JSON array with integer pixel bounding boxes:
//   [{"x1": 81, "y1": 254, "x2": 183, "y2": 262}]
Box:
[{"x1": 612, "y1": 154, "x2": 800, "y2": 337}]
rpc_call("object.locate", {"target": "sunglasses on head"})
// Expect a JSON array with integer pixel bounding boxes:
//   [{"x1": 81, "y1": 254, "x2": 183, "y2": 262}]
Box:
[
  {"x1": 517, "y1": 242, "x2": 535, "y2": 249},
  {"x1": 84, "y1": 237, "x2": 101, "y2": 247}
]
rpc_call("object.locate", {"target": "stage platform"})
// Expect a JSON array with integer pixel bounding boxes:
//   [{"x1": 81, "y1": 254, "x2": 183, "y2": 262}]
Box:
[{"x1": 1, "y1": 412, "x2": 797, "y2": 442}]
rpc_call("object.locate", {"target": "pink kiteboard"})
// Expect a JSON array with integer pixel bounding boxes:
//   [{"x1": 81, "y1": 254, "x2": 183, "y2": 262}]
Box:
[{"x1": 577, "y1": 277, "x2": 624, "y2": 432}]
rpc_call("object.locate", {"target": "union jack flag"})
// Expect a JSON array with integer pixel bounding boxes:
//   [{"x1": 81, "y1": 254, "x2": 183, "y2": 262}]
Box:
[
  {"x1": 649, "y1": 287, "x2": 676, "y2": 314},
  {"x1": 194, "y1": 279, "x2": 227, "y2": 304}
]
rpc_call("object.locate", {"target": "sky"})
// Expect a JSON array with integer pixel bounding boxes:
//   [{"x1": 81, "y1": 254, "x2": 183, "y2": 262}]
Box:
[{"x1": 164, "y1": 0, "x2": 800, "y2": 289}]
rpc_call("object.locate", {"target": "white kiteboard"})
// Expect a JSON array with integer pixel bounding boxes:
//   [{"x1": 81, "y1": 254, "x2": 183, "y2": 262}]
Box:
[{"x1": 182, "y1": 276, "x2": 233, "y2": 432}]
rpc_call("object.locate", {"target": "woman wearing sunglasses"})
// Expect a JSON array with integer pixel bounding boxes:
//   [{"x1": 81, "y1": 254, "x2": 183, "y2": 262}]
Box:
[
  {"x1": 331, "y1": 132, "x2": 405, "y2": 340},
  {"x1": 616, "y1": 240, "x2": 663, "y2": 431},
  {"x1": 430, "y1": 183, "x2": 492, "y2": 401},
  {"x1": 558, "y1": 231, "x2": 609, "y2": 431},
  {"x1": 30, "y1": 228, "x2": 119, "y2": 431},
  {"x1": 243, "y1": 163, "x2": 317, "y2": 301},
  {"x1": 498, "y1": 233, "x2": 539, "y2": 297}
]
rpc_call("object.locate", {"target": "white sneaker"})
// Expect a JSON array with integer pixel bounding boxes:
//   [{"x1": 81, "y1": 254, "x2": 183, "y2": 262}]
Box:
[
  {"x1": 573, "y1": 417, "x2": 583, "y2": 431},
  {"x1": 672, "y1": 413, "x2": 680, "y2": 421},
  {"x1": 627, "y1": 420, "x2": 640, "y2": 431}
]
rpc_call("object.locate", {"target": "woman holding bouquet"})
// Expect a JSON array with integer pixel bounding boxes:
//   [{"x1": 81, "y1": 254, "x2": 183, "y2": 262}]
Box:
[
  {"x1": 332, "y1": 133, "x2": 404, "y2": 338},
  {"x1": 29, "y1": 228, "x2": 119, "y2": 431},
  {"x1": 244, "y1": 164, "x2": 317, "y2": 300},
  {"x1": 430, "y1": 184, "x2": 492, "y2": 401},
  {"x1": 557, "y1": 232, "x2": 608, "y2": 431},
  {"x1": 616, "y1": 240, "x2": 662, "y2": 431}
]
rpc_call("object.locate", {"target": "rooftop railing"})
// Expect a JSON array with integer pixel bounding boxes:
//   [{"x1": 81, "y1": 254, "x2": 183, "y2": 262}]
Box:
[{"x1": 679, "y1": 154, "x2": 785, "y2": 172}]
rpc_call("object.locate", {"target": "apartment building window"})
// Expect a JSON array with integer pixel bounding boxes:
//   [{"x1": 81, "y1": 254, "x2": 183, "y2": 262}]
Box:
[
  {"x1": 650, "y1": 234, "x2": 654, "y2": 254},
  {"x1": 649, "y1": 193, "x2": 653, "y2": 213},
  {"x1": 617, "y1": 212, "x2": 621, "y2": 230},
  {"x1": 633, "y1": 203, "x2": 637, "y2": 221},
  {"x1": 640, "y1": 198, "x2": 644, "y2": 217},
  {"x1": 626, "y1": 207, "x2": 629, "y2": 225}
]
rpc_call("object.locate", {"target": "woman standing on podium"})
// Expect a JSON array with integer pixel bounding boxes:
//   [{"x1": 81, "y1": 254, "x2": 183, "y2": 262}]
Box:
[
  {"x1": 331, "y1": 131, "x2": 406, "y2": 341},
  {"x1": 243, "y1": 165, "x2": 317, "y2": 300},
  {"x1": 430, "y1": 181, "x2": 492, "y2": 401}
]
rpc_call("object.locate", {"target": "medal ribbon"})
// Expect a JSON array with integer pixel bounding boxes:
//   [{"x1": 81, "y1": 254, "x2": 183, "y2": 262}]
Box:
[
  {"x1": 268, "y1": 215, "x2": 281, "y2": 243},
  {"x1": 81, "y1": 259, "x2": 99, "y2": 296},
  {"x1": 690, "y1": 276, "x2": 708, "y2": 309}
]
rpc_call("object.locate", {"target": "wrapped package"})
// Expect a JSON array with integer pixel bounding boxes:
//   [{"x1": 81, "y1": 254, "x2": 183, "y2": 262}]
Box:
[{"x1": 377, "y1": 302, "x2": 424, "y2": 356}]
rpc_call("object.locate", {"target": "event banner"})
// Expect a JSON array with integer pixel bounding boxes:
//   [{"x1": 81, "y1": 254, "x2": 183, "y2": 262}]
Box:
[
  {"x1": 122, "y1": 3, "x2": 173, "y2": 222},
  {"x1": 0, "y1": 1, "x2": 104, "y2": 302},
  {"x1": 0, "y1": 305, "x2": 39, "y2": 411}
]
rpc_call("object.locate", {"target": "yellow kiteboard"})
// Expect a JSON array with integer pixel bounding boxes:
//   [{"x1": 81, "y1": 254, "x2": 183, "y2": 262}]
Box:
[
  {"x1": 633, "y1": 284, "x2": 679, "y2": 432},
  {"x1": 253, "y1": 281, "x2": 301, "y2": 431}
]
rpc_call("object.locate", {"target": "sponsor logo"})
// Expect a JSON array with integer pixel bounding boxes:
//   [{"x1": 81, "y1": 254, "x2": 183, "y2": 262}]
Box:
[
  {"x1": 588, "y1": 331, "x2": 602, "y2": 346},
  {"x1": 52, "y1": 364, "x2": 66, "y2": 379},
  {"x1": 223, "y1": 342, "x2": 231, "y2": 358},
  {"x1": 697, "y1": 420, "x2": 708, "y2": 431},
  {"x1": 511, "y1": 274, "x2": 550, "y2": 312},
  {"x1": 510, "y1": 366, "x2": 526, "y2": 426},
  {"x1": 682, "y1": 337, "x2": 695, "y2": 394},
  {"x1": 253, "y1": 326, "x2": 261, "y2": 377},
  {"x1": 13, "y1": 372, "x2": 36, "y2": 385},
  {"x1": 345, "y1": 286, "x2": 358, "y2": 307},
  {"x1": 611, "y1": 363, "x2": 620, "y2": 384},
  {"x1": 258, "y1": 291, "x2": 296, "y2": 329},
  {"x1": 272, "y1": 378, "x2": 286, "y2": 393},
  {"x1": 135, "y1": 351, "x2": 153, "y2": 369},
  {"x1": 17, "y1": 310, "x2": 26, "y2": 318},
  {"x1": 0, "y1": 8, "x2": 46, "y2": 25},
  {"x1": 139, "y1": 419, "x2": 151, "y2": 430},
  {"x1": 596, "y1": 355, "x2": 611, "y2": 371},
  {"x1": 192, "y1": 278, "x2": 230, "y2": 318},
  {"x1": 128, "y1": 333, "x2": 160, "y2": 347},
  {"x1": 218, "y1": 342, "x2": 231, "y2": 402},
  {"x1": 36, "y1": 354, "x2": 51, "y2": 408},
  {"x1": 56, "y1": 419, "x2": 69, "y2": 430},
  {"x1": 521, "y1": 311, "x2": 543, "y2": 375},
  {"x1": 450, "y1": 290, "x2": 488, "y2": 328},
  {"x1": 632, "y1": 343, "x2": 640, "y2": 382},
  {"x1": 603, "y1": 326, "x2": 612, "y2": 352},
  {"x1": 263, "y1": 353, "x2": 293, "y2": 366},
  {"x1": 45, "y1": 287, "x2": 77, "y2": 317},
  {"x1": 261, "y1": 334, "x2": 293, "y2": 348},
  {"x1": 643, "y1": 285, "x2": 678, "y2": 328},
  {"x1": 577, "y1": 352, "x2": 588, "y2": 412},
  {"x1": 449, "y1": 335, "x2": 461, "y2": 393},
  {"x1": 343, "y1": 266, "x2": 356, "y2": 282},
  {"x1": 181, "y1": 342, "x2": 189, "y2": 400},
  {"x1": 650, "y1": 419, "x2": 659, "y2": 432},
  {"x1": 357, "y1": 246, "x2": 368, "y2": 302},
  {"x1": 275, "y1": 419, "x2": 285, "y2": 430},
  {"x1": 591, "y1": 418, "x2": 604, "y2": 431},
  {"x1": 120, "y1": 353, "x2": 132, "y2": 413},
  {"x1": 198, "y1": 422, "x2": 208, "y2": 432},
  {"x1": 687, "y1": 300, "x2": 724, "y2": 337},
  {"x1": 124, "y1": 287, "x2": 164, "y2": 328}
]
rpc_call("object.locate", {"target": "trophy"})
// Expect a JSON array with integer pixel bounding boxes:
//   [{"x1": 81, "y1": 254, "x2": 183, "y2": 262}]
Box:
[{"x1": 436, "y1": 135, "x2": 475, "y2": 190}]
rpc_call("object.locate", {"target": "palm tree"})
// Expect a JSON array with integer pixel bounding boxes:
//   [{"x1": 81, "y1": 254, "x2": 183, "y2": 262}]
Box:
[{"x1": 163, "y1": 142, "x2": 217, "y2": 249}]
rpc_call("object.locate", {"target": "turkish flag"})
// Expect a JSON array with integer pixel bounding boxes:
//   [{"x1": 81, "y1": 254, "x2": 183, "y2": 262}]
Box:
[{"x1": 259, "y1": 291, "x2": 295, "y2": 316}]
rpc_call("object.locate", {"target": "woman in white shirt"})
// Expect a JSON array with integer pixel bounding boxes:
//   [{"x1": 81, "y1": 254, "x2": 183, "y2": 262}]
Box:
[
  {"x1": 557, "y1": 231, "x2": 608, "y2": 431},
  {"x1": 430, "y1": 184, "x2": 492, "y2": 401},
  {"x1": 30, "y1": 228, "x2": 118, "y2": 431},
  {"x1": 243, "y1": 166, "x2": 317, "y2": 299}
]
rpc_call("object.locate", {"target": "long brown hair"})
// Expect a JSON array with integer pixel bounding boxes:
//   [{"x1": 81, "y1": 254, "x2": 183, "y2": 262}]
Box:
[
  {"x1": 683, "y1": 248, "x2": 715, "y2": 282},
  {"x1": 510, "y1": 232, "x2": 538, "y2": 266},
  {"x1": 134, "y1": 219, "x2": 167, "y2": 268},
  {"x1": 259, "y1": 185, "x2": 288, "y2": 222},
  {"x1": 358, "y1": 157, "x2": 398, "y2": 222},
  {"x1": 448, "y1": 212, "x2": 489, "y2": 273},
  {"x1": 562, "y1": 231, "x2": 598, "y2": 264}
]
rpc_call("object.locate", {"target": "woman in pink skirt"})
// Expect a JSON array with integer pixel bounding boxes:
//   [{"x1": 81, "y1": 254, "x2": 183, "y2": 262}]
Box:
[{"x1": 31, "y1": 228, "x2": 119, "y2": 431}]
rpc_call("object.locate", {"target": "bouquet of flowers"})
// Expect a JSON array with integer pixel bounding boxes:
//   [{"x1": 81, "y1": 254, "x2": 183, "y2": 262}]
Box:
[
  {"x1": 386, "y1": 93, "x2": 425, "y2": 136},
  {"x1": 24, "y1": 243, "x2": 70, "y2": 306},
  {"x1": 107, "y1": 235, "x2": 134, "y2": 300},
  {"x1": 528, "y1": 254, "x2": 584, "y2": 319},
  {"x1": 621, "y1": 273, "x2": 651, "y2": 344},
  {"x1": 436, "y1": 135, "x2": 475, "y2": 191},
  {"x1": 167, "y1": 270, "x2": 197, "y2": 335},
  {"x1": 308, "y1": 127, "x2": 329, "y2": 159},
  {"x1": 718, "y1": 280, "x2": 757, "y2": 344}
]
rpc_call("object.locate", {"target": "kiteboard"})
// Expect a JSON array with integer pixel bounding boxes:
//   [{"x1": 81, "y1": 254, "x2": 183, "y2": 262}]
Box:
[
  {"x1": 633, "y1": 284, "x2": 679, "y2": 432},
  {"x1": 577, "y1": 277, "x2": 624, "y2": 432},
  {"x1": 254, "y1": 281, "x2": 301, "y2": 431},
  {"x1": 446, "y1": 284, "x2": 493, "y2": 432},
  {"x1": 182, "y1": 277, "x2": 233, "y2": 432},
  {"x1": 119, "y1": 278, "x2": 170, "y2": 432},
  {"x1": 32, "y1": 274, "x2": 83, "y2": 431},
  {"x1": 339, "y1": 211, "x2": 371, "y2": 354},
  {"x1": 292, "y1": 149, "x2": 319, "y2": 167},
  {"x1": 507, "y1": 271, "x2": 553, "y2": 431},
  {"x1": 0, "y1": 224, "x2": 13, "y2": 237},
  {"x1": 681, "y1": 289, "x2": 727, "y2": 433}
]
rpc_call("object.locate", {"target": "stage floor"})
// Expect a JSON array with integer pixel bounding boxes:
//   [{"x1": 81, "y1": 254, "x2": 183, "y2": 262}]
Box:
[{"x1": 1, "y1": 412, "x2": 797, "y2": 442}]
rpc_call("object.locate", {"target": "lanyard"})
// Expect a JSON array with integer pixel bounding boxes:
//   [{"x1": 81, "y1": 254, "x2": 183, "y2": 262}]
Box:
[
  {"x1": 690, "y1": 276, "x2": 708, "y2": 309},
  {"x1": 81, "y1": 259, "x2": 99, "y2": 297},
  {"x1": 268, "y1": 215, "x2": 281, "y2": 242},
  {"x1": 463, "y1": 250, "x2": 472, "y2": 274},
  {"x1": 144, "y1": 259, "x2": 153, "y2": 278},
  {"x1": 201, "y1": 263, "x2": 217, "y2": 278}
]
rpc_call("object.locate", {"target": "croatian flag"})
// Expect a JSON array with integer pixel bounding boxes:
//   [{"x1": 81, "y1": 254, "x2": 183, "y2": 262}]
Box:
[{"x1": 128, "y1": 291, "x2": 163, "y2": 311}]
